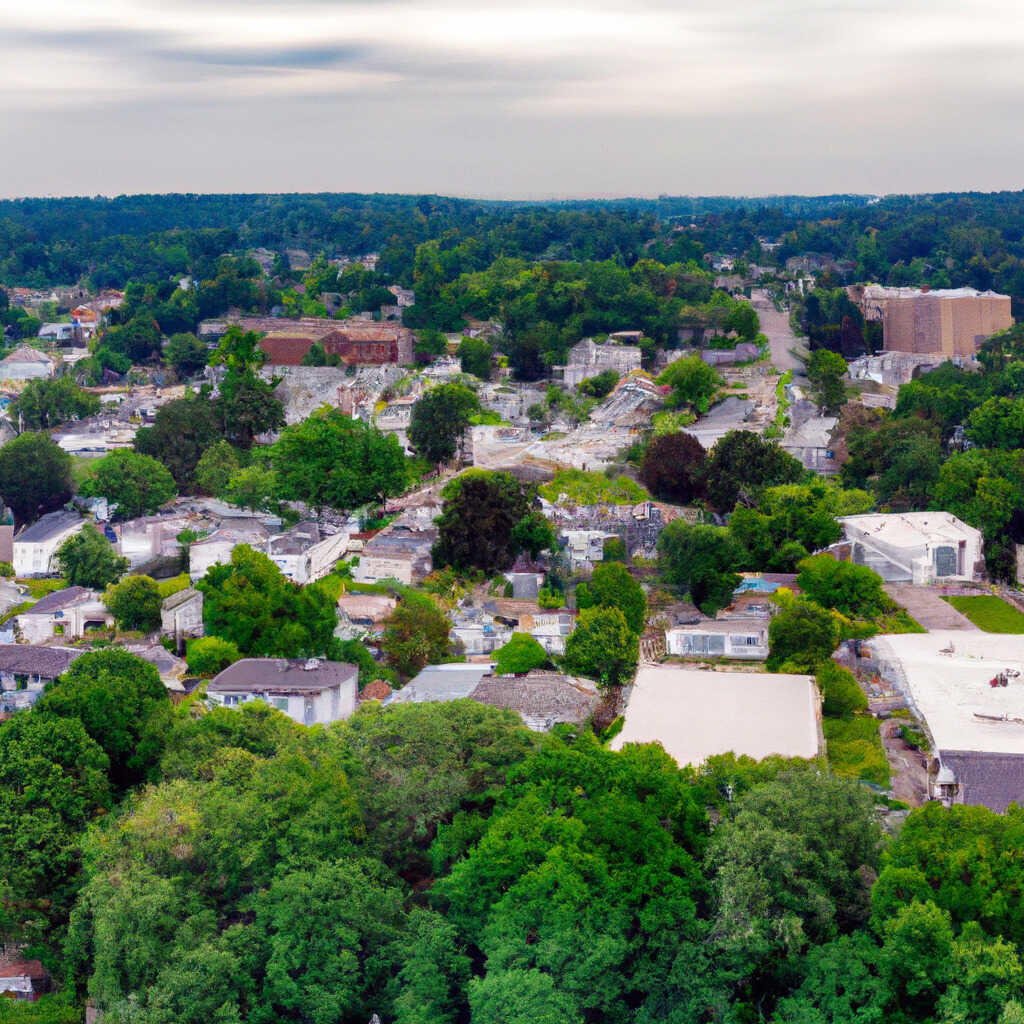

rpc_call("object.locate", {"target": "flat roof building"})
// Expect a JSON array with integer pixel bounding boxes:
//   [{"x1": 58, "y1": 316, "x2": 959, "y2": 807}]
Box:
[
  {"x1": 872, "y1": 632, "x2": 1024, "y2": 812},
  {"x1": 611, "y1": 665, "x2": 822, "y2": 768}
]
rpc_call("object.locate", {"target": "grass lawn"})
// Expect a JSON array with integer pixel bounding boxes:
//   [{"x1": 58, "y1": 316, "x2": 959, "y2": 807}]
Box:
[
  {"x1": 69, "y1": 455, "x2": 97, "y2": 488},
  {"x1": 539, "y1": 468, "x2": 649, "y2": 506},
  {"x1": 824, "y1": 715, "x2": 891, "y2": 788},
  {"x1": 156, "y1": 573, "x2": 191, "y2": 598},
  {"x1": 16, "y1": 577, "x2": 68, "y2": 599},
  {"x1": 942, "y1": 595, "x2": 1024, "y2": 633}
]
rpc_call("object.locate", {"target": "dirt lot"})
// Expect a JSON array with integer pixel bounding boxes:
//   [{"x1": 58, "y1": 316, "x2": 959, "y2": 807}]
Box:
[
  {"x1": 884, "y1": 584, "x2": 980, "y2": 631},
  {"x1": 880, "y1": 718, "x2": 929, "y2": 806}
]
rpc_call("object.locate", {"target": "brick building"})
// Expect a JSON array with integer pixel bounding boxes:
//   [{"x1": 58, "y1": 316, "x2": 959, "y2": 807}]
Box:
[
  {"x1": 852, "y1": 285, "x2": 1012, "y2": 357},
  {"x1": 259, "y1": 323, "x2": 415, "y2": 366}
]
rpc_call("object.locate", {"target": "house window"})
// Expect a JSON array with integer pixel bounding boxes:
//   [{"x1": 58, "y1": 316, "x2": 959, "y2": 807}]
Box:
[
  {"x1": 15, "y1": 675, "x2": 27, "y2": 691},
  {"x1": 272, "y1": 698, "x2": 289, "y2": 712},
  {"x1": 223, "y1": 695, "x2": 240, "y2": 707}
]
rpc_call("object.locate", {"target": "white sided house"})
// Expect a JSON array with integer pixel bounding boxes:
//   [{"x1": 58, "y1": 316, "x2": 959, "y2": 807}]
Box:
[
  {"x1": 13, "y1": 510, "x2": 86, "y2": 577},
  {"x1": 265, "y1": 522, "x2": 350, "y2": 584},
  {"x1": 206, "y1": 658, "x2": 358, "y2": 727},
  {"x1": 15, "y1": 587, "x2": 113, "y2": 644},
  {"x1": 838, "y1": 512, "x2": 984, "y2": 584},
  {"x1": 666, "y1": 617, "x2": 770, "y2": 661},
  {"x1": 0, "y1": 346, "x2": 55, "y2": 380}
]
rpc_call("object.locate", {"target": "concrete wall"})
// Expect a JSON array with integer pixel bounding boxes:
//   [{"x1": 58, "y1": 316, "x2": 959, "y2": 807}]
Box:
[{"x1": 884, "y1": 293, "x2": 1011, "y2": 356}]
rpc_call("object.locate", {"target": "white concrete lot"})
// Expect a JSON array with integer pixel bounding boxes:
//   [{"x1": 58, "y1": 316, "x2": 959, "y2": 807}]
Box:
[
  {"x1": 611, "y1": 665, "x2": 821, "y2": 768},
  {"x1": 873, "y1": 632, "x2": 1024, "y2": 754}
]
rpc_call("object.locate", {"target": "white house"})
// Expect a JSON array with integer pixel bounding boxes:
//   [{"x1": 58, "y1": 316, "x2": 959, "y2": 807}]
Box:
[
  {"x1": 265, "y1": 522, "x2": 350, "y2": 584},
  {"x1": 188, "y1": 525, "x2": 269, "y2": 582},
  {"x1": 160, "y1": 588, "x2": 204, "y2": 651},
  {"x1": 13, "y1": 510, "x2": 86, "y2": 577},
  {"x1": 666, "y1": 618, "x2": 770, "y2": 661},
  {"x1": 0, "y1": 346, "x2": 55, "y2": 380},
  {"x1": 838, "y1": 511, "x2": 984, "y2": 584},
  {"x1": 206, "y1": 658, "x2": 358, "y2": 727},
  {"x1": 523, "y1": 611, "x2": 576, "y2": 656},
  {"x1": 15, "y1": 587, "x2": 113, "y2": 644}
]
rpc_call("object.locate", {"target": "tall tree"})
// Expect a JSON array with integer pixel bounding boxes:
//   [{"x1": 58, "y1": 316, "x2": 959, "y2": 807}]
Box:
[
  {"x1": 563, "y1": 606, "x2": 638, "y2": 688},
  {"x1": 79, "y1": 449, "x2": 176, "y2": 519},
  {"x1": 409, "y1": 383, "x2": 481, "y2": 465},
  {"x1": 8, "y1": 376, "x2": 100, "y2": 430},
  {"x1": 55, "y1": 523, "x2": 129, "y2": 589},
  {"x1": 639, "y1": 431, "x2": 706, "y2": 504},
  {"x1": 134, "y1": 392, "x2": 222, "y2": 490},
  {"x1": 575, "y1": 561, "x2": 647, "y2": 634},
  {"x1": 432, "y1": 471, "x2": 534, "y2": 575},
  {"x1": 0, "y1": 432, "x2": 72, "y2": 526},
  {"x1": 271, "y1": 408, "x2": 408, "y2": 511}
]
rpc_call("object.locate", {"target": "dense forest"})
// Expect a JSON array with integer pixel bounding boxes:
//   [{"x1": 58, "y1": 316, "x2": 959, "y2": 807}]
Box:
[{"x1": 8, "y1": 654, "x2": 1024, "y2": 1024}]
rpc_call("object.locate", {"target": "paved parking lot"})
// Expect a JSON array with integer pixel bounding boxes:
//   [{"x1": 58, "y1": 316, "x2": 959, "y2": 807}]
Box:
[{"x1": 884, "y1": 584, "x2": 979, "y2": 631}]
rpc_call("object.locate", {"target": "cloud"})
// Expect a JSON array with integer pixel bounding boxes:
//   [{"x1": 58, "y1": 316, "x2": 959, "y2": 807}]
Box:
[{"x1": 1, "y1": 0, "x2": 1023, "y2": 195}]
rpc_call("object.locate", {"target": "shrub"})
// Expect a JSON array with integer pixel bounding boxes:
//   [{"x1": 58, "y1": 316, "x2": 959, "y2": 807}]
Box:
[{"x1": 186, "y1": 636, "x2": 242, "y2": 676}]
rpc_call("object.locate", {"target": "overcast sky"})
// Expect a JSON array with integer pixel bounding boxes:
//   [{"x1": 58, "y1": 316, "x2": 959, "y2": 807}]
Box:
[{"x1": 2, "y1": 0, "x2": 1023, "y2": 199}]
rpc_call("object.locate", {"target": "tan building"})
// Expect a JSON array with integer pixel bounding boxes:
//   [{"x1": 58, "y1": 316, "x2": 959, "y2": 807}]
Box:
[{"x1": 853, "y1": 285, "x2": 1011, "y2": 357}]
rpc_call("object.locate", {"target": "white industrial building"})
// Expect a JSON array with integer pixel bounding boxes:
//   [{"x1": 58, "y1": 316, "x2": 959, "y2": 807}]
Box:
[{"x1": 838, "y1": 512, "x2": 984, "y2": 584}]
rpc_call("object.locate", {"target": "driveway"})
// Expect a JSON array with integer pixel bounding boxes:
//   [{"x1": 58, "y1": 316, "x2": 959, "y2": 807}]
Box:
[
  {"x1": 884, "y1": 584, "x2": 979, "y2": 632},
  {"x1": 751, "y1": 290, "x2": 805, "y2": 377}
]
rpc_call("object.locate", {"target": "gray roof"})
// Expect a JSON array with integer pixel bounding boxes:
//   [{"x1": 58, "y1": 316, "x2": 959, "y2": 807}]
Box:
[
  {"x1": 15, "y1": 510, "x2": 84, "y2": 544},
  {"x1": 388, "y1": 662, "x2": 494, "y2": 704},
  {"x1": 208, "y1": 658, "x2": 357, "y2": 695},
  {"x1": 23, "y1": 586, "x2": 95, "y2": 614},
  {"x1": 469, "y1": 671, "x2": 599, "y2": 729},
  {"x1": 0, "y1": 644, "x2": 83, "y2": 677},
  {"x1": 1, "y1": 346, "x2": 53, "y2": 365},
  {"x1": 161, "y1": 587, "x2": 202, "y2": 610},
  {"x1": 940, "y1": 749, "x2": 1024, "y2": 813}
]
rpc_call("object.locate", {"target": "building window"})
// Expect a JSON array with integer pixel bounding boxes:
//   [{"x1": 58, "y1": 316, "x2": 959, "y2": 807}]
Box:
[{"x1": 272, "y1": 698, "x2": 289, "y2": 712}]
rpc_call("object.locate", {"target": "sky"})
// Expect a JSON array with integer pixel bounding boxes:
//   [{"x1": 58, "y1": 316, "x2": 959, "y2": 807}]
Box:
[{"x1": 2, "y1": 0, "x2": 1024, "y2": 199}]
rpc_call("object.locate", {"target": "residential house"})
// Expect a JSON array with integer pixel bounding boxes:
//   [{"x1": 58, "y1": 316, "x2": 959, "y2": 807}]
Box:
[
  {"x1": 354, "y1": 510, "x2": 437, "y2": 585},
  {"x1": 547, "y1": 500, "x2": 674, "y2": 563},
  {"x1": 701, "y1": 343, "x2": 760, "y2": 367},
  {"x1": 258, "y1": 321, "x2": 415, "y2": 367},
  {"x1": 449, "y1": 605, "x2": 514, "y2": 655},
  {"x1": 469, "y1": 670, "x2": 600, "y2": 731},
  {"x1": 836, "y1": 511, "x2": 984, "y2": 584},
  {"x1": 520, "y1": 610, "x2": 576, "y2": 656},
  {"x1": 561, "y1": 529, "x2": 614, "y2": 571},
  {"x1": 16, "y1": 587, "x2": 113, "y2": 644},
  {"x1": 160, "y1": 587, "x2": 204, "y2": 651},
  {"x1": 0, "y1": 957, "x2": 50, "y2": 1003},
  {"x1": 387, "y1": 662, "x2": 495, "y2": 705},
  {"x1": 336, "y1": 593, "x2": 397, "y2": 636},
  {"x1": 207, "y1": 658, "x2": 358, "y2": 726},
  {"x1": 0, "y1": 645, "x2": 83, "y2": 713},
  {"x1": 188, "y1": 523, "x2": 270, "y2": 582},
  {"x1": 665, "y1": 617, "x2": 770, "y2": 661},
  {"x1": 0, "y1": 346, "x2": 55, "y2": 380},
  {"x1": 266, "y1": 522, "x2": 349, "y2": 584},
  {"x1": 506, "y1": 554, "x2": 545, "y2": 600},
  {"x1": 37, "y1": 322, "x2": 79, "y2": 343},
  {"x1": 782, "y1": 406, "x2": 838, "y2": 475},
  {"x1": 115, "y1": 512, "x2": 196, "y2": 569},
  {"x1": 124, "y1": 642, "x2": 189, "y2": 697},
  {"x1": 13, "y1": 510, "x2": 86, "y2": 577}
]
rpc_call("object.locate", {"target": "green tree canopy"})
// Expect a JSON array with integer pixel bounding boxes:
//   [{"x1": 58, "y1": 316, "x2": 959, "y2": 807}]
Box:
[
  {"x1": 163, "y1": 331, "x2": 209, "y2": 378},
  {"x1": 704, "y1": 430, "x2": 805, "y2": 512},
  {"x1": 271, "y1": 407, "x2": 408, "y2": 511},
  {"x1": 432, "y1": 470, "x2": 535, "y2": 575},
  {"x1": 658, "y1": 520, "x2": 744, "y2": 615},
  {"x1": 494, "y1": 632, "x2": 549, "y2": 675},
  {"x1": 639, "y1": 430, "x2": 706, "y2": 504},
  {"x1": 456, "y1": 335, "x2": 493, "y2": 379},
  {"x1": 79, "y1": 449, "x2": 177, "y2": 520},
  {"x1": 575, "y1": 561, "x2": 647, "y2": 634},
  {"x1": 806, "y1": 348, "x2": 848, "y2": 414},
  {"x1": 196, "y1": 544, "x2": 338, "y2": 658},
  {"x1": 796, "y1": 553, "x2": 889, "y2": 618},
  {"x1": 380, "y1": 590, "x2": 453, "y2": 679},
  {"x1": 8, "y1": 376, "x2": 100, "y2": 430},
  {"x1": 194, "y1": 439, "x2": 243, "y2": 496},
  {"x1": 134, "y1": 392, "x2": 222, "y2": 490},
  {"x1": 766, "y1": 596, "x2": 841, "y2": 672},
  {"x1": 104, "y1": 574, "x2": 163, "y2": 633},
  {"x1": 185, "y1": 635, "x2": 242, "y2": 676},
  {"x1": 562, "y1": 606, "x2": 638, "y2": 687},
  {"x1": 0, "y1": 432, "x2": 73, "y2": 527},
  {"x1": 409, "y1": 383, "x2": 481, "y2": 465},
  {"x1": 36, "y1": 648, "x2": 171, "y2": 789},
  {"x1": 55, "y1": 523, "x2": 129, "y2": 589},
  {"x1": 657, "y1": 356, "x2": 722, "y2": 413}
]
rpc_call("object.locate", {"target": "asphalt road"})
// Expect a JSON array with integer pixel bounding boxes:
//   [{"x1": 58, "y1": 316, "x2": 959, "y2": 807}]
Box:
[{"x1": 751, "y1": 290, "x2": 805, "y2": 376}]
